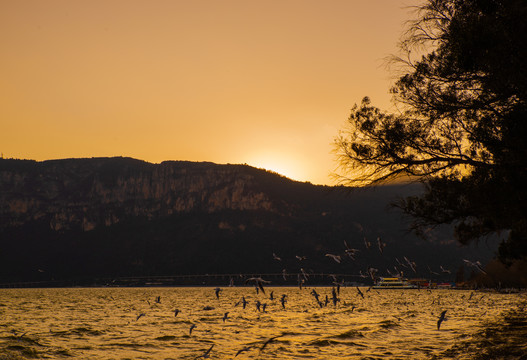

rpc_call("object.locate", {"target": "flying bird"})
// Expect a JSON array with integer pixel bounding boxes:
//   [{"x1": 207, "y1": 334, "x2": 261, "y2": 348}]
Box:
[
  {"x1": 260, "y1": 334, "x2": 283, "y2": 353},
  {"x1": 343, "y1": 241, "x2": 360, "y2": 259},
  {"x1": 235, "y1": 346, "x2": 254, "y2": 357},
  {"x1": 280, "y1": 294, "x2": 287, "y2": 309},
  {"x1": 463, "y1": 259, "x2": 488, "y2": 275},
  {"x1": 214, "y1": 287, "x2": 222, "y2": 299},
  {"x1": 245, "y1": 277, "x2": 270, "y2": 295},
  {"x1": 377, "y1": 237, "x2": 386, "y2": 254},
  {"x1": 387, "y1": 268, "x2": 399, "y2": 277},
  {"x1": 368, "y1": 267, "x2": 378, "y2": 281},
  {"x1": 189, "y1": 323, "x2": 196, "y2": 335},
  {"x1": 300, "y1": 268, "x2": 309, "y2": 280},
  {"x1": 428, "y1": 265, "x2": 440, "y2": 276},
  {"x1": 174, "y1": 309, "x2": 180, "y2": 317},
  {"x1": 295, "y1": 255, "x2": 307, "y2": 261},
  {"x1": 297, "y1": 275, "x2": 305, "y2": 290},
  {"x1": 235, "y1": 296, "x2": 249, "y2": 309},
  {"x1": 396, "y1": 257, "x2": 408, "y2": 268},
  {"x1": 333, "y1": 281, "x2": 343, "y2": 295},
  {"x1": 11, "y1": 330, "x2": 27, "y2": 342},
  {"x1": 359, "y1": 270, "x2": 368, "y2": 278},
  {"x1": 222, "y1": 312, "x2": 229, "y2": 322},
  {"x1": 325, "y1": 253, "x2": 342, "y2": 263},
  {"x1": 404, "y1": 256, "x2": 417, "y2": 273},
  {"x1": 356, "y1": 287, "x2": 364, "y2": 299},
  {"x1": 437, "y1": 310, "x2": 447, "y2": 330},
  {"x1": 195, "y1": 344, "x2": 214, "y2": 359},
  {"x1": 331, "y1": 287, "x2": 340, "y2": 306},
  {"x1": 273, "y1": 252, "x2": 282, "y2": 261},
  {"x1": 311, "y1": 289, "x2": 320, "y2": 302},
  {"x1": 440, "y1": 265, "x2": 451, "y2": 274},
  {"x1": 136, "y1": 313, "x2": 146, "y2": 321}
]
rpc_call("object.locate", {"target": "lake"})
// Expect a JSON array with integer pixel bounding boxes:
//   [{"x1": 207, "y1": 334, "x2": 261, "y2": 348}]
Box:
[{"x1": 0, "y1": 287, "x2": 525, "y2": 359}]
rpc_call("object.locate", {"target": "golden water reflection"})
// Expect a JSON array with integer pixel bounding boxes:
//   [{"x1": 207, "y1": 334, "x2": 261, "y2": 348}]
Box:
[{"x1": 0, "y1": 287, "x2": 525, "y2": 359}]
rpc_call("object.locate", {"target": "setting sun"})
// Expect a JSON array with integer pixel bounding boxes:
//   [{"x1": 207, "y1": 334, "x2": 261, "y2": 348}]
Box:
[{"x1": 246, "y1": 151, "x2": 308, "y2": 183}]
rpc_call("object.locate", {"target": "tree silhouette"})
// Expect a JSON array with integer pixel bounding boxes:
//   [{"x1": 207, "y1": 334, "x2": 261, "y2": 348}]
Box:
[{"x1": 335, "y1": 0, "x2": 527, "y2": 261}]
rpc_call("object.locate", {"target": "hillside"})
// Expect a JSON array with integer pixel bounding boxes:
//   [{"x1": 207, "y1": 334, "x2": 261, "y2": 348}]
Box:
[{"x1": 0, "y1": 157, "x2": 497, "y2": 286}]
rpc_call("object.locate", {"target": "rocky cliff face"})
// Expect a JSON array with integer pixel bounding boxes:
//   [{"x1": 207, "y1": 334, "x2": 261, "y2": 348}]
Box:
[{"x1": 0, "y1": 157, "x2": 278, "y2": 231}]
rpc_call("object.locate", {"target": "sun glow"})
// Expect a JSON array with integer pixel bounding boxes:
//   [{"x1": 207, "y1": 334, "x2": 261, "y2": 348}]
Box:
[{"x1": 247, "y1": 153, "x2": 307, "y2": 183}]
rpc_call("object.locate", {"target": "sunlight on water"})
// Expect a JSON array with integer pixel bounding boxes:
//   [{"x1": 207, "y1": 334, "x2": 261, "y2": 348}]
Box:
[{"x1": 0, "y1": 287, "x2": 525, "y2": 359}]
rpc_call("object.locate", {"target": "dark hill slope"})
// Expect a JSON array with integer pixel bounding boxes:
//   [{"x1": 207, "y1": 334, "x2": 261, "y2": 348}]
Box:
[{"x1": 0, "y1": 157, "x2": 496, "y2": 284}]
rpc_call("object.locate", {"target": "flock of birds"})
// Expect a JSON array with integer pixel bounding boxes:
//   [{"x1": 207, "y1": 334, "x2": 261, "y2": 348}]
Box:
[
  {"x1": 157, "y1": 235, "x2": 490, "y2": 358},
  {"x1": 266, "y1": 235, "x2": 488, "y2": 288},
  {"x1": 134, "y1": 288, "x2": 296, "y2": 359},
  {"x1": 131, "y1": 279, "x2": 463, "y2": 359},
  {"x1": 129, "y1": 266, "x2": 473, "y2": 359}
]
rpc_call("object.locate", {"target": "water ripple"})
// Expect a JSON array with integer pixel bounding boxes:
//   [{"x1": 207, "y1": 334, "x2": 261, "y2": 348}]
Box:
[{"x1": 0, "y1": 287, "x2": 524, "y2": 359}]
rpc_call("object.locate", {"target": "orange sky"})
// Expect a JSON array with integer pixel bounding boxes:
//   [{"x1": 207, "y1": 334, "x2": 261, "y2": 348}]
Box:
[{"x1": 1, "y1": 0, "x2": 421, "y2": 185}]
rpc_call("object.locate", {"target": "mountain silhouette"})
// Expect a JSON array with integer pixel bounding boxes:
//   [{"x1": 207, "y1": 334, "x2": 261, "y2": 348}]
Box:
[{"x1": 0, "y1": 157, "x2": 497, "y2": 286}]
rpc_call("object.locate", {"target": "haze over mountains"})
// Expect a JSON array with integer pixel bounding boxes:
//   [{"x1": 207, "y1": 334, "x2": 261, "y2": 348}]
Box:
[{"x1": 0, "y1": 157, "x2": 497, "y2": 286}]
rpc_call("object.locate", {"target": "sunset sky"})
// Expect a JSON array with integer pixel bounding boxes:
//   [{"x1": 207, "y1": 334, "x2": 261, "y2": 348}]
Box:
[{"x1": 1, "y1": 0, "x2": 421, "y2": 185}]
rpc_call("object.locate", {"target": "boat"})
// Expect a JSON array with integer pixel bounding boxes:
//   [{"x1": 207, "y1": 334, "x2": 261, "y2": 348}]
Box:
[{"x1": 373, "y1": 277, "x2": 417, "y2": 289}]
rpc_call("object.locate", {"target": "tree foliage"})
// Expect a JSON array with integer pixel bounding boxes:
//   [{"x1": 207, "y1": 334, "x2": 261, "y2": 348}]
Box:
[{"x1": 335, "y1": 0, "x2": 527, "y2": 261}]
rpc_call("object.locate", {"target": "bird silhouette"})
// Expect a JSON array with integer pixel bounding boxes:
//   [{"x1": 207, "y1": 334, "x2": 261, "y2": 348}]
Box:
[
  {"x1": 325, "y1": 253, "x2": 342, "y2": 263},
  {"x1": 235, "y1": 345, "x2": 254, "y2": 357},
  {"x1": 245, "y1": 277, "x2": 270, "y2": 295},
  {"x1": 282, "y1": 269, "x2": 288, "y2": 281},
  {"x1": 280, "y1": 294, "x2": 287, "y2": 309},
  {"x1": 377, "y1": 237, "x2": 386, "y2": 254},
  {"x1": 260, "y1": 334, "x2": 283, "y2": 353},
  {"x1": 440, "y1": 265, "x2": 451, "y2": 274},
  {"x1": 437, "y1": 310, "x2": 447, "y2": 330},
  {"x1": 194, "y1": 344, "x2": 214, "y2": 359},
  {"x1": 214, "y1": 287, "x2": 222, "y2": 299},
  {"x1": 356, "y1": 287, "x2": 364, "y2": 299},
  {"x1": 344, "y1": 241, "x2": 360, "y2": 259},
  {"x1": 463, "y1": 259, "x2": 488, "y2": 275}
]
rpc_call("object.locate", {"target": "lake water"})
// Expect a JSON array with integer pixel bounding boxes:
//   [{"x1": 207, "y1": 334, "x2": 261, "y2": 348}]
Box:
[{"x1": 0, "y1": 287, "x2": 525, "y2": 359}]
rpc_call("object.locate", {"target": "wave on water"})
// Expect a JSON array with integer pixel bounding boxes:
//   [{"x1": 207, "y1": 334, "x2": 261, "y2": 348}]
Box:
[
  {"x1": 308, "y1": 338, "x2": 366, "y2": 347},
  {"x1": 154, "y1": 335, "x2": 177, "y2": 341},
  {"x1": 432, "y1": 304, "x2": 527, "y2": 360},
  {"x1": 0, "y1": 287, "x2": 526, "y2": 359},
  {"x1": 331, "y1": 329, "x2": 365, "y2": 339},
  {"x1": 378, "y1": 319, "x2": 401, "y2": 329},
  {"x1": 52, "y1": 327, "x2": 105, "y2": 337}
]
